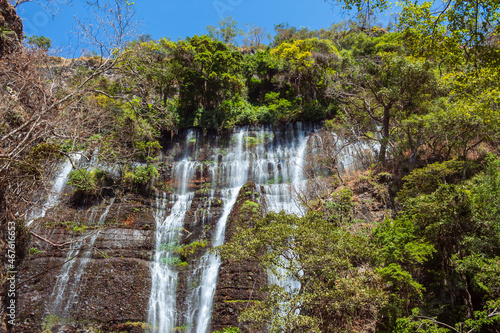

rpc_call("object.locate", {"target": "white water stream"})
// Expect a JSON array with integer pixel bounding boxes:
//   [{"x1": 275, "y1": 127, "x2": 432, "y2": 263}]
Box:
[
  {"x1": 21, "y1": 121, "x2": 377, "y2": 333},
  {"x1": 27, "y1": 154, "x2": 81, "y2": 226},
  {"x1": 147, "y1": 124, "x2": 317, "y2": 332},
  {"x1": 148, "y1": 169, "x2": 195, "y2": 332},
  {"x1": 49, "y1": 197, "x2": 115, "y2": 319},
  {"x1": 146, "y1": 123, "x2": 375, "y2": 333},
  {"x1": 26, "y1": 122, "x2": 374, "y2": 333}
]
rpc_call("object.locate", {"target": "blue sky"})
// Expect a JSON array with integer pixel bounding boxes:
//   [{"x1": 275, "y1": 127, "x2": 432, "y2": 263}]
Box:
[{"x1": 15, "y1": 0, "x2": 393, "y2": 54}]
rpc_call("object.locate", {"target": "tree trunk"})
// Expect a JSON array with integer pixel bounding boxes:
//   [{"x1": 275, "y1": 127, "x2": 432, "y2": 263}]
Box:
[{"x1": 378, "y1": 104, "x2": 391, "y2": 162}]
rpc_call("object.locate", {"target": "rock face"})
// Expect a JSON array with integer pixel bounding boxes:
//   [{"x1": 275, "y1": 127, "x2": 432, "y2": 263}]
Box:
[
  {"x1": 15, "y1": 123, "x2": 378, "y2": 333},
  {"x1": 211, "y1": 182, "x2": 267, "y2": 333},
  {"x1": 0, "y1": 0, "x2": 23, "y2": 56},
  {"x1": 0, "y1": 3, "x2": 24, "y2": 330},
  {"x1": 16, "y1": 194, "x2": 156, "y2": 332}
]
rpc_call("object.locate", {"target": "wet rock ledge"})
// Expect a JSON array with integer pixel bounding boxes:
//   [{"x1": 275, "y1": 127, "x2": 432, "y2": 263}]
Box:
[{"x1": 16, "y1": 193, "x2": 155, "y2": 333}]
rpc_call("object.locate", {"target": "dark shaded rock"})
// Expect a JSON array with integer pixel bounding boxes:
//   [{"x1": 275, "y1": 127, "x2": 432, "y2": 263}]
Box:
[
  {"x1": 211, "y1": 182, "x2": 267, "y2": 333},
  {"x1": 0, "y1": 0, "x2": 23, "y2": 56},
  {"x1": 16, "y1": 195, "x2": 155, "y2": 333}
]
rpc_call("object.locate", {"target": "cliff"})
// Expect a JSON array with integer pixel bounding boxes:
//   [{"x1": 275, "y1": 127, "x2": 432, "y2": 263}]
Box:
[{"x1": 0, "y1": 0, "x2": 23, "y2": 55}]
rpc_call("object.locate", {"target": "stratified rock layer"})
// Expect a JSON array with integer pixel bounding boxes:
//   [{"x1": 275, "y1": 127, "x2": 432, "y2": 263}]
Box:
[
  {"x1": 211, "y1": 182, "x2": 267, "y2": 333},
  {"x1": 16, "y1": 195, "x2": 155, "y2": 333}
]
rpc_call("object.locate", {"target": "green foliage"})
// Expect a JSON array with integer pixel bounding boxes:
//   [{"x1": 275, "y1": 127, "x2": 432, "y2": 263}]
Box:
[
  {"x1": 221, "y1": 210, "x2": 394, "y2": 332},
  {"x1": 212, "y1": 328, "x2": 241, "y2": 333},
  {"x1": 323, "y1": 187, "x2": 355, "y2": 226},
  {"x1": 398, "y1": 0, "x2": 500, "y2": 69},
  {"x1": 164, "y1": 35, "x2": 244, "y2": 127},
  {"x1": 20, "y1": 143, "x2": 61, "y2": 178},
  {"x1": 332, "y1": 52, "x2": 441, "y2": 161},
  {"x1": 118, "y1": 40, "x2": 179, "y2": 133},
  {"x1": 27, "y1": 35, "x2": 51, "y2": 51},
  {"x1": 206, "y1": 16, "x2": 243, "y2": 45},
  {"x1": 374, "y1": 218, "x2": 435, "y2": 267},
  {"x1": 160, "y1": 256, "x2": 187, "y2": 267},
  {"x1": 395, "y1": 301, "x2": 500, "y2": 332},
  {"x1": 240, "y1": 200, "x2": 260, "y2": 214},
  {"x1": 159, "y1": 242, "x2": 181, "y2": 252},
  {"x1": 68, "y1": 168, "x2": 111, "y2": 195},
  {"x1": 123, "y1": 164, "x2": 159, "y2": 188},
  {"x1": 389, "y1": 155, "x2": 500, "y2": 325},
  {"x1": 176, "y1": 240, "x2": 208, "y2": 258},
  {"x1": 29, "y1": 247, "x2": 42, "y2": 255},
  {"x1": 398, "y1": 160, "x2": 467, "y2": 202},
  {"x1": 42, "y1": 314, "x2": 62, "y2": 331}
]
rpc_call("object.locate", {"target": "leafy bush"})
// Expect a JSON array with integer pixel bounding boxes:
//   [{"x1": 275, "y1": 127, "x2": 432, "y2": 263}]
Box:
[
  {"x1": 176, "y1": 240, "x2": 208, "y2": 258},
  {"x1": 123, "y1": 164, "x2": 159, "y2": 188},
  {"x1": 213, "y1": 328, "x2": 241, "y2": 333},
  {"x1": 398, "y1": 159, "x2": 467, "y2": 202},
  {"x1": 27, "y1": 35, "x2": 51, "y2": 51},
  {"x1": 68, "y1": 168, "x2": 111, "y2": 195},
  {"x1": 264, "y1": 92, "x2": 297, "y2": 124}
]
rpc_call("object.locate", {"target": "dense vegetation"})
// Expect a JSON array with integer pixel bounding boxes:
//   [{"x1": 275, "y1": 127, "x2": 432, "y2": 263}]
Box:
[{"x1": 1, "y1": 0, "x2": 499, "y2": 331}]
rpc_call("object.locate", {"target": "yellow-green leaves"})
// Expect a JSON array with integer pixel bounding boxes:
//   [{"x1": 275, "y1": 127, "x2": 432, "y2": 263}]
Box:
[{"x1": 270, "y1": 38, "x2": 338, "y2": 70}]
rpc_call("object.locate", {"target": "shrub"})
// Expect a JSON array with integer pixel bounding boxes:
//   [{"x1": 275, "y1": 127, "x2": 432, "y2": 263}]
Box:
[
  {"x1": 68, "y1": 168, "x2": 111, "y2": 195},
  {"x1": 123, "y1": 164, "x2": 159, "y2": 189},
  {"x1": 398, "y1": 159, "x2": 467, "y2": 202}
]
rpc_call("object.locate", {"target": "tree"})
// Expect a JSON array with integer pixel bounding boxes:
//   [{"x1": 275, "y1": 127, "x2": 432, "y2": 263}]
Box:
[
  {"x1": 398, "y1": 0, "x2": 500, "y2": 70},
  {"x1": 75, "y1": 0, "x2": 137, "y2": 57},
  {"x1": 324, "y1": 0, "x2": 389, "y2": 31},
  {"x1": 220, "y1": 208, "x2": 387, "y2": 332},
  {"x1": 329, "y1": 53, "x2": 440, "y2": 162},
  {"x1": 27, "y1": 35, "x2": 51, "y2": 51},
  {"x1": 270, "y1": 38, "x2": 338, "y2": 105},
  {"x1": 220, "y1": 184, "x2": 431, "y2": 332},
  {"x1": 389, "y1": 155, "x2": 500, "y2": 329},
  {"x1": 206, "y1": 16, "x2": 243, "y2": 45},
  {"x1": 272, "y1": 22, "x2": 297, "y2": 46},
  {"x1": 165, "y1": 35, "x2": 244, "y2": 128},
  {"x1": 326, "y1": 0, "x2": 500, "y2": 70},
  {"x1": 117, "y1": 39, "x2": 179, "y2": 133},
  {"x1": 243, "y1": 24, "x2": 268, "y2": 48},
  {"x1": 1, "y1": 5, "x2": 140, "y2": 331}
]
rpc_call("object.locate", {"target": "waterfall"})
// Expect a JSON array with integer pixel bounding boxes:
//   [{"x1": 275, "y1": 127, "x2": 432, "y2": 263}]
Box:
[
  {"x1": 194, "y1": 187, "x2": 241, "y2": 333},
  {"x1": 170, "y1": 124, "x2": 315, "y2": 333},
  {"x1": 255, "y1": 125, "x2": 310, "y2": 313},
  {"x1": 48, "y1": 197, "x2": 115, "y2": 319},
  {"x1": 148, "y1": 132, "x2": 198, "y2": 332},
  {"x1": 17, "y1": 122, "x2": 377, "y2": 333},
  {"x1": 148, "y1": 191, "x2": 194, "y2": 332},
  {"x1": 27, "y1": 154, "x2": 80, "y2": 226},
  {"x1": 146, "y1": 123, "x2": 373, "y2": 333}
]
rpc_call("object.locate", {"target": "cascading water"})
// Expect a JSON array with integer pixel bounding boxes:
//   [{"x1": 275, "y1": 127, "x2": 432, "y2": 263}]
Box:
[
  {"x1": 48, "y1": 197, "x2": 115, "y2": 319},
  {"x1": 147, "y1": 123, "x2": 373, "y2": 333},
  {"x1": 148, "y1": 132, "x2": 198, "y2": 332},
  {"x1": 257, "y1": 125, "x2": 310, "y2": 297},
  {"x1": 27, "y1": 154, "x2": 80, "y2": 226},
  {"x1": 14, "y1": 120, "x2": 377, "y2": 333},
  {"x1": 194, "y1": 130, "x2": 249, "y2": 333},
  {"x1": 175, "y1": 124, "x2": 316, "y2": 333}
]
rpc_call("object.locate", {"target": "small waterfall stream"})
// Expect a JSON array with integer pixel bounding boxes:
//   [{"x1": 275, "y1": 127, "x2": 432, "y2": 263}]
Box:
[
  {"x1": 27, "y1": 154, "x2": 80, "y2": 226},
  {"x1": 148, "y1": 164, "x2": 196, "y2": 332},
  {"x1": 194, "y1": 130, "x2": 249, "y2": 333},
  {"x1": 48, "y1": 197, "x2": 116, "y2": 320}
]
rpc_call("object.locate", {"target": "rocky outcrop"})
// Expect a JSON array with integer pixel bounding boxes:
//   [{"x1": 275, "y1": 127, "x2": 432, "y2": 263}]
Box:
[
  {"x1": 0, "y1": 3, "x2": 25, "y2": 330},
  {"x1": 211, "y1": 182, "x2": 267, "y2": 333},
  {"x1": 13, "y1": 123, "x2": 372, "y2": 333},
  {"x1": 0, "y1": 0, "x2": 23, "y2": 56},
  {"x1": 16, "y1": 194, "x2": 156, "y2": 332}
]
